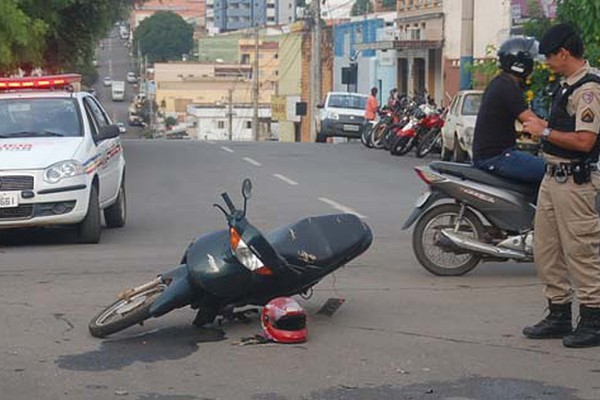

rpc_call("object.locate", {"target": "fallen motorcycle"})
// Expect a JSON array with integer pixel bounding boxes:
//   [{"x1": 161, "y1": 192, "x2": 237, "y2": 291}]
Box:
[{"x1": 89, "y1": 179, "x2": 373, "y2": 337}]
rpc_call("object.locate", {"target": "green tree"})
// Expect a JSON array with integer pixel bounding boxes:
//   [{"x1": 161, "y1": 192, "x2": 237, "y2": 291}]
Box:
[
  {"x1": 522, "y1": 0, "x2": 552, "y2": 40},
  {"x1": 0, "y1": 0, "x2": 135, "y2": 77},
  {"x1": 0, "y1": 0, "x2": 47, "y2": 74},
  {"x1": 133, "y1": 11, "x2": 194, "y2": 63},
  {"x1": 557, "y1": 0, "x2": 600, "y2": 66},
  {"x1": 351, "y1": 0, "x2": 373, "y2": 16}
]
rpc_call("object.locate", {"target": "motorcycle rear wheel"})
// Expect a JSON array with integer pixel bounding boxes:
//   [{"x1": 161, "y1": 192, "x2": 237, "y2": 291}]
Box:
[
  {"x1": 412, "y1": 204, "x2": 484, "y2": 276},
  {"x1": 89, "y1": 284, "x2": 166, "y2": 338}
]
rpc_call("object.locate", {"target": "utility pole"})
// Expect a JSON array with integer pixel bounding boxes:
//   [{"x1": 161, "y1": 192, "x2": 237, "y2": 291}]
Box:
[
  {"x1": 310, "y1": 0, "x2": 322, "y2": 142},
  {"x1": 228, "y1": 88, "x2": 234, "y2": 141},
  {"x1": 252, "y1": 24, "x2": 260, "y2": 141},
  {"x1": 459, "y1": 0, "x2": 474, "y2": 90}
]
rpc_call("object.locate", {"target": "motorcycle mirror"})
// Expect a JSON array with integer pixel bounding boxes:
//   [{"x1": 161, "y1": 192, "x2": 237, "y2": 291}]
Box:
[
  {"x1": 242, "y1": 179, "x2": 252, "y2": 200},
  {"x1": 242, "y1": 179, "x2": 252, "y2": 216}
]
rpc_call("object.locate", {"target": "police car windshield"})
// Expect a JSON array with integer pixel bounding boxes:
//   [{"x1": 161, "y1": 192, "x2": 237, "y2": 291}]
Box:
[{"x1": 0, "y1": 98, "x2": 82, "y2": 138}]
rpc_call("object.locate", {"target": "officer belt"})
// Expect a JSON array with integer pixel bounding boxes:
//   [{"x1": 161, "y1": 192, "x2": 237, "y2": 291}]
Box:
[{"x1": 546, "y1": 162, "x2": 598, "y2": 177}]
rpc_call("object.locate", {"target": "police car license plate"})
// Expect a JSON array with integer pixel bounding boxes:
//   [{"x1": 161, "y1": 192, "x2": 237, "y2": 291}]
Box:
[
  {"x1": 0, "y1": 192, "x2": 19, "y2": 208},
  {"x1": 343, "y1": 124, "x2": 359, "y2": 132}
]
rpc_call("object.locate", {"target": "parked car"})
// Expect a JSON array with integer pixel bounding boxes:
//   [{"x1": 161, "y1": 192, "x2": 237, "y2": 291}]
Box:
[
  {"x1": 126, "y1": 72, "x2": 137, "y2": 84},
  {"x1": 115, "y1": 122, "x2": 126, "y2": 134},
  {"x1": 0, "y1": 74, "x2": 126, "y2": 244},
  {"x1": 440, "y1": 90, "x2": 483, "y2": 162},
  {"x1": 103, "y1": 76, "x2": 112, "y2": 87},
  {"x1": 316, "y1": 92, "x2": 368, "y2": 142}
]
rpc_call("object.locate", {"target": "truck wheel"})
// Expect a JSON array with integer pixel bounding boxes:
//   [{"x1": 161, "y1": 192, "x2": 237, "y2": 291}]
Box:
[
  {"x1": 316, "y1": 132, "x2": 327, "y2": 143},
  {"x1": 77, "y1": 185, "x2": 101, "y2": 244},
  {"x1": 104, "y1": 180, "x2": 126, "y2": 228}
]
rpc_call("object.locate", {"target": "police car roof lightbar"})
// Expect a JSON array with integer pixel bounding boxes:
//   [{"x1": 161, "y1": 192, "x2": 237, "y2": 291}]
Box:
[{"x1": 0, "y1": 74, "x2": 82, "y2": 91}]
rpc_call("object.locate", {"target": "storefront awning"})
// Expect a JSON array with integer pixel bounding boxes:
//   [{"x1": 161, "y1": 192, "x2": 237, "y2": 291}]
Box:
[{"x1": 354, "y1": 40, "x2": 443, "y2": 52}]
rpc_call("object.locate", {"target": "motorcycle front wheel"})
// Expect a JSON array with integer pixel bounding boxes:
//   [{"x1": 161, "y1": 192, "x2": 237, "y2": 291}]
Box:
[
  {"x1": 416, "y1": 128, "x2": 441, "y2": 158},
  {"x1": 89, "y1": 283, "x2": 166, "y2": 338},
  {"x1": 412, "y1": 203, "x2": 484, "y2": 276}
]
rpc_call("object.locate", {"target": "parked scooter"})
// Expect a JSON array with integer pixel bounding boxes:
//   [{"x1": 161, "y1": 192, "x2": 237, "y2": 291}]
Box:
[
  {"x1": 402, "y1": 162, "x2": 538, "y2": 276},
  {"x1": 89, "y1": 179, "x2": 373, "y2": 337}
]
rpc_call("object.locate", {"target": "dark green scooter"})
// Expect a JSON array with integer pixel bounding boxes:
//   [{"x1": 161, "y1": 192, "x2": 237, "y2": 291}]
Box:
[{"x1": 89, "y1": 179, "x2": 373, "y2": 338}]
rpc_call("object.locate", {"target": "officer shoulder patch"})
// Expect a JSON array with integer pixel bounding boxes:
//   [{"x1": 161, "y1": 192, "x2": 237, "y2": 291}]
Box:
[
  {"x1": 581, "y1": 107, "x2": 595, "y2": 123},
  {"x1": 582, "y1": 91, "x2": 595, "y2": 104}
]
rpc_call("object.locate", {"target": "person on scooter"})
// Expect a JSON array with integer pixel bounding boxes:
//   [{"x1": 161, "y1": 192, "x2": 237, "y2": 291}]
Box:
[
  {"x1": 471, "y1": 37, "x2": 546, "y2": 184},
  {"x1": 521, "y1": 23, "x2": 600, "y2": 348}
]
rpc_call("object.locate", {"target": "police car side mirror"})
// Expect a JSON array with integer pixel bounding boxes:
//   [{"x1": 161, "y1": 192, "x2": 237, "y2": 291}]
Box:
[{"x1": 98, "y1": 125, "x2": 120, "y2": 140}]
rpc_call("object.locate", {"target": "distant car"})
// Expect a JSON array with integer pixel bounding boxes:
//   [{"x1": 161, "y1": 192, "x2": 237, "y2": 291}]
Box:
[
  {"x1": 440, "y1": 90, "x2": 483, "y2": 162},
  {"x1": 103, "y1": 76, "x2": 112, "y2": 87},
  {"x1": 126, "y1": 72, "x2": 137, "y2": 84},
  {"x1": 316, "y1": 92, "x2": 369, "y2": 143},
  {"x1": 116, "y1": 122, "x2": 126, "y2": 134},
  {"x1": 128, "y1": 115, "x2": 145, "y2": 127}
]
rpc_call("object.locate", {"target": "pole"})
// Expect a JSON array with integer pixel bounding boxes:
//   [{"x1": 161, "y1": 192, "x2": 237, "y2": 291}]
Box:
[
  {"x1": 459, "y1": 0, "x2": 474, "y2": 90},
  {"x1": 310, "y1": 0, "x2": 322, "y2": 142},
  {"x1": 228, "y1": 88, "x2": 234, "y2": 141},
  {"x1": 252, "y1": 24, "x2": 260, "y2": 141}
]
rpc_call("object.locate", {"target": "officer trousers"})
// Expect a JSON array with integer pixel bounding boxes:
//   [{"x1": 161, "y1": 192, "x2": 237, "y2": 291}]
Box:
[{"x1": 534, "y1": 172, "x2": 600, "y2": 306}]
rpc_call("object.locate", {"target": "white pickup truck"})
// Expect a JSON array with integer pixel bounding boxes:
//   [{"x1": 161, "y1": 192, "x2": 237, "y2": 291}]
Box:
[{"x1": 111, "y1": 81, "x2": 125, "y2": 102}]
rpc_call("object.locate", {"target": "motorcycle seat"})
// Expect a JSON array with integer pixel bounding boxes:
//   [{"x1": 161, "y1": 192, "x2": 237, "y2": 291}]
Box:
[
  {"x1": 429, "y1": 161, "x2": 537, "y2": 196},
  {"x1": 266, "y1": 214, "x2": 372, "y2": 269}
]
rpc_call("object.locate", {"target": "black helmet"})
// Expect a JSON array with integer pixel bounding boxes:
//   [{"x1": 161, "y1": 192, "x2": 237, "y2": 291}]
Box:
[{"x1": 498, "y1": 37, "x2": 539, "y2": 79}]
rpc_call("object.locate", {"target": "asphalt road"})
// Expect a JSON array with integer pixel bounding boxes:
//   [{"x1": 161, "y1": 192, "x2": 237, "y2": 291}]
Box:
[
  {"x1": 94, "y1": 28, "x2": 143, "y2": 139},
  {"x1": 1, "y1": 140, "x2": 599, "y2": 400}
]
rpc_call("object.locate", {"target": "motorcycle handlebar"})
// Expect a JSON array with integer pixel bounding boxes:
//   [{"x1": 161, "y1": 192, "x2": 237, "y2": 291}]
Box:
[{"x1": 221, "y1": 193, "x2": 236, "y2": 213}]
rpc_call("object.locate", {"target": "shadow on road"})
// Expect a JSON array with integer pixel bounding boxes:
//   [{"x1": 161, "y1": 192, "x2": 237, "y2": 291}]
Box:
[{"x1": 56, "y1": 326, "x2": 226, "y2": 371}]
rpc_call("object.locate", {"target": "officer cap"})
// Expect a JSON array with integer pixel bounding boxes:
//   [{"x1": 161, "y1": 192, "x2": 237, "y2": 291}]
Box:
[{"x1": 539, "y1": 23, "x2": 578, "y2": 56}]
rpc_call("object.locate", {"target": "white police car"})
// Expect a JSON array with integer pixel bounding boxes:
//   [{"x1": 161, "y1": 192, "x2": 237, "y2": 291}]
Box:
[{"x1": 0, "y1": 74, "x2": 126, "y2": 243}]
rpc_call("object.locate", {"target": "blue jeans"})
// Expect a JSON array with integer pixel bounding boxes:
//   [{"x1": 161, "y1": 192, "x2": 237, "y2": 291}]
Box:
[{"x1": 473, "y1": 148, "x2": 546, "y2": 184}]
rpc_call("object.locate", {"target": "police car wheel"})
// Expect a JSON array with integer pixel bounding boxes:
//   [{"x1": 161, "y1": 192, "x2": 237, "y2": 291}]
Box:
[
  {"x1": 104, "y1": 180, "x2": 126, "y2": 228},
  {"x1": 77, "y1": 185, "x2": 101, "y2": 244}
]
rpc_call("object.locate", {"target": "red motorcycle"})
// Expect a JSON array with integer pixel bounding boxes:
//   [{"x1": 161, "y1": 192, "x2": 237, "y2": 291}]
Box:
[
  {"x1": 415, "y1": 108, "x2": 446, "y2": 158},
  {"x1": 389, "y1": 104, "x2": 439, "y2": 156}
]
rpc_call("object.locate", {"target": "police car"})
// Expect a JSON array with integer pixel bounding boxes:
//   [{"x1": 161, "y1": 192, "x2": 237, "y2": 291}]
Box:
[{"x1": 0, "y1": 74, "x2": 126, "y2": 243}]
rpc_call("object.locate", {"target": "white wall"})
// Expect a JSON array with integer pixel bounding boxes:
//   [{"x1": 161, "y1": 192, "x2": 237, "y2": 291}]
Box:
[
  {"x1": 443, "y1": 0, "x2": 511, "y2": 60},
  {"x1": 188, "y1": 106, "x2": 271, "y2": 141}
]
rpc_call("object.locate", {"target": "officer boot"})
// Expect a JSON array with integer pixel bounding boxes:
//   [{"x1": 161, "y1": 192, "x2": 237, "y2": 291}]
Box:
[
  {"x1": 522, "y1": 301, "x2": 572, "y2": 339},
  {"x1": 563, "y1": 305, "x2": 600, "y2": 348}
]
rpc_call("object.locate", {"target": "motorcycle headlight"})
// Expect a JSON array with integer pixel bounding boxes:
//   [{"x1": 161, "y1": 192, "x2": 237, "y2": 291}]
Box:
[
  {"x1": 230, "y1": 227, "x2": 273, "y2": 276},
  {"x1": 43, "y1": 160, "x2": 84, "y2": 184}
]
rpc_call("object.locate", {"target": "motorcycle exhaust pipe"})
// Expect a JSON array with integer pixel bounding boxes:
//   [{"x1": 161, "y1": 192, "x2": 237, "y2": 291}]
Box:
[{"x1": 440, "y1": 230, "x2": 529, "y2": 260}]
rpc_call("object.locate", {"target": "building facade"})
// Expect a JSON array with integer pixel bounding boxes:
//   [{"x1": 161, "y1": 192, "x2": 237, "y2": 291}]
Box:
[{"x1": 206, "y1": 0, "x2": 295, "y2": 33}]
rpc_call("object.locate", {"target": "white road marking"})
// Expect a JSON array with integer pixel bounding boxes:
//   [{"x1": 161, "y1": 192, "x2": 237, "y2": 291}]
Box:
[
  {"x1": 273, "y1": 174, "x2": 298, "y2": 186},
  {"x1": 243, "y1": 157, "x2": 262, "y2": 166},
  {"x1": 318, "y1": 197, "x2": 367, "y2": 219},
  {"x1": 221, "y1": 146, "x2": 234, "y2": 153}
]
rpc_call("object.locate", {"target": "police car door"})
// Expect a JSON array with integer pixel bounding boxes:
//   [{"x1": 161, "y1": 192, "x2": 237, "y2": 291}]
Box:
[{"x1": 82, "y1": 96, "x2": 120, "y2": 206}]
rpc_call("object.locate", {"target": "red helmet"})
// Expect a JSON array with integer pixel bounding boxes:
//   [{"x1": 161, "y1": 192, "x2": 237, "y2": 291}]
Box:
[{"x1": 261, "y1": 297, "x2": 307, "y2": 344}]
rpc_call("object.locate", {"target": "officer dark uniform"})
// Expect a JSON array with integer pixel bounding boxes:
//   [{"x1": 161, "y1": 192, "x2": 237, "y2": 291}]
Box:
[{"x1": 522, "y1": 24, "x2": 600, "y2": 348}]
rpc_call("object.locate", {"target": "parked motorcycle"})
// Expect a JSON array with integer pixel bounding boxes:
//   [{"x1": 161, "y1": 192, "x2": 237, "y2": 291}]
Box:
[
  {"x1": 415, "y1": 109, "x2": 446, "y2": 158},
  {"x1": 89, "y1": 179, "x2": 373, "y2": 337},
  {"x1": 389, "y1": 104, "x2": 436, "y2": 156},
  {"x1": 402, "y1": 161, "x2": 537, "y2": 276}
]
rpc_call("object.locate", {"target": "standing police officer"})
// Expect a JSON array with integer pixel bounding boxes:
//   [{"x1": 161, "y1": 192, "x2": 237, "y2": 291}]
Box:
[{"x1": 522, "y1": 23, "x2": 600, "y2": 348}]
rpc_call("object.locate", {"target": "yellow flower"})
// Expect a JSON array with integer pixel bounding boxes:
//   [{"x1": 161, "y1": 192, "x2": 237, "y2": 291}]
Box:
[
  {"x1": 548, "y1": 74, "x2": 556, "y2": 82},
  {"x1": 526, "y1": 78, "x2": 532, "y2": 85},
  {"x1": 526, "y1": 90, "x2": 535, "y2": 102}
]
